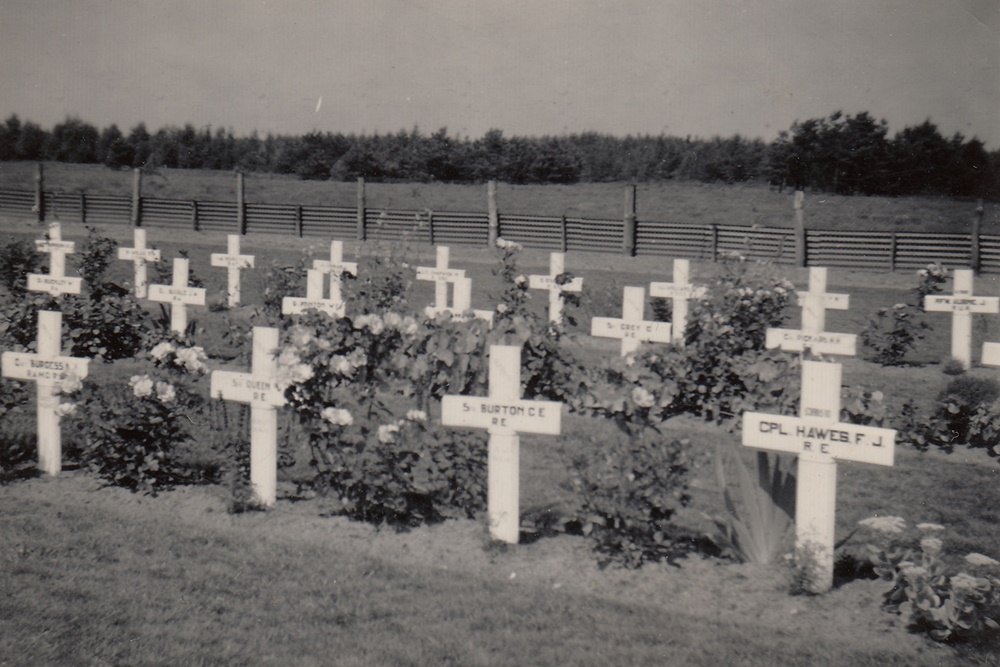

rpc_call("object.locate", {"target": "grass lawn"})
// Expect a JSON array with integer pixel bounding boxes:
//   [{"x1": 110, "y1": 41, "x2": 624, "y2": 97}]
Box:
[{"x1": 2, "y1": 215, "x2": 1000, "y2": 665}]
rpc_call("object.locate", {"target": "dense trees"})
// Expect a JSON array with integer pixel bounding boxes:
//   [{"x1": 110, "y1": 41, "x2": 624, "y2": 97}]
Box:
[{"x1": 0, "y1": 112, "x2": 996, "y2": 199}]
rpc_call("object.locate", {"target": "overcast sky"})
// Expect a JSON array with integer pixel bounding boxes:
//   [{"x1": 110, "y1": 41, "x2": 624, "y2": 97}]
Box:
[{"x1": 1, "y1": 1, "x2": 997, "y2": 147}]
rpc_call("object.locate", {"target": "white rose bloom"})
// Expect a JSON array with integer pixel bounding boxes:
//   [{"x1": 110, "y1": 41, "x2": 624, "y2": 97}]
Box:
[
  {"x1": 406, "y1": 410, "x2": 427, "y2": 422},
  {"x1": 150, "y1": 341, "x2": 176, "y2": 361},
  {"x1": 130, "y1": 375, "x2": 154, "y2": 398},
  {"x1": 378, "y1": 423, "x2": 400, "y2": 443},
  {"x1": 321, "y1": 407, "x2": 353, "y2": 426},
  {"x1": 55, "y1": 402, "x2": 76, "y2": 418},
  {"x1": 155, "y1": 381, "x2": 176, "y2": 404}
]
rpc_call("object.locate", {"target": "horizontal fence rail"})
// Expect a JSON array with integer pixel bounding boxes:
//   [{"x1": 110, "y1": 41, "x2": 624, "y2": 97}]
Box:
[{"x1": 1, "y1": 187, "x2": 995, "y2": 274}]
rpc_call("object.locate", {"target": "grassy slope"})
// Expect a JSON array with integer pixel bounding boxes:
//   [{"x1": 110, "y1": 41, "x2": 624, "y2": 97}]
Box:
[{"x1": 1, "y1": 160, "x2": 998, "y2": 233}]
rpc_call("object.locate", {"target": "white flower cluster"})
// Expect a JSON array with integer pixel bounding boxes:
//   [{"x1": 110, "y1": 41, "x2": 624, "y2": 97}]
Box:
[
  {"x1": 378, "y1": 423, "x2": 400, "y2": 444},
  {"x1": 631, "y1": 387, "x2": 656, "y2": 409},
  {"x1": 56, "y1": 370, "x2": 83, "y2": 395},
  {"x1": 128, "y1": 375, "x2": 176, "y2": 403},
  {"x1": 352, "y1": 312, "x2": 419, "y2": 336},
  {"x1": 858, "y1": 515, "x2": 907, "y2": 535},
  {"x1": 965, "y1": 552, "x2": 1000, "y2": 568},
  {"x1": 496, "y1": 238, "x2": 522, "y2": 251},
  {"x1": 150, "y1": 341, "x2": 208, "y2": 374},
  {"x1": 405, "y1": 409, "x2": 427, "y2": 422},
  {"x1": 320, "y1": 407, "x2": 353, "y2": 426},
  {"x1": 275, "y1": 349, "x2": 314, "y2": 390},
  {"x1": 949, "y1": 572, "x2": 989, "y2": 594},
  {"x1": 54, "y1": 402, "x2": 76, "y2": 418},
  {"x1": 917, "y1": 262, "x2": 948, "y2": 280}
]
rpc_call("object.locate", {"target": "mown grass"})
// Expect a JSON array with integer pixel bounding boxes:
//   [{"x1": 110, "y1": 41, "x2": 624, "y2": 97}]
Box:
[{"x1": 1, "y1": 160, "x2": 997, "y2": 233}]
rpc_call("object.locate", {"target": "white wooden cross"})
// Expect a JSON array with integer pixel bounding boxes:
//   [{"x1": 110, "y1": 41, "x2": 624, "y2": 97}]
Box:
[
  {"x1": 1, "y1": 310, "x2": 90, "y2": 475},
  {"x1": 211, "y1": 235, "x2": 255, "y2": 307},
  {"x1": 282, "y1": 269, "x2": 345, "y2": 317},
  {"x1": 984, "y1": 342, "x2": 1000, "y2": 368},
  {"x1": 27, "y1": 222, "x2": 82, "y2": 297},
  {"x1": 766, "y1": 267, "x2": 856, "y2": 356},
  {"x1": 148, "y1": 258, "x2": 207, "y2": 333},
  {"x1": 210, "y1": 327, "x2": 285, "y2": 506},
  {"x1": 528, "y1": 252, "x2": 584, "y2": 325},
  {"x1": 591, "y1": 286, "x2": 672, "y2": 356},
  {"x1": 312, "y1": 240, "x2": 358, "y2": 305},
  {"x1": 117, "y1": 228, "x2": 160, "y2": 299},
  {"x1": 924, "y1": 269, "x2": 999, "y2": 369},
  {"x1": 649, "y1": 259, "x2": 706, "y2": 345},
  {"x1": 442, "y1": 345, "x2": 563, "y2": 544},
  {"x1": 416, "y1": 246, "x2": 465, "y2": 313},
  {"x1": 742, "y1": 360, "x2": 896, "y2": 593},
  {"x1": 425, "y1": 277, "x2": 494, "y2": 325}
]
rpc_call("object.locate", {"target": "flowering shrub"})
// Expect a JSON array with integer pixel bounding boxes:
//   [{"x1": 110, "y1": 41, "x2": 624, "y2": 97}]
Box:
[
  {"x1": 68, "y1": 341, "x2": 209, "y2": 492},
  {"x1": 858, "y1": 515, "x2": 1000, "y2": 642},
  {"x1": 898, "y1": 376, "x2": 1000, "y2": 451},
  {"x1": 862, "y1": 263, "x2": 947, "y2": 366},
  {"x1": 0, "y1": 378, "x2": 33, "y2": 480},
  {"x1": 571, "y1": 428, "x2": 699, "y2": 568}
]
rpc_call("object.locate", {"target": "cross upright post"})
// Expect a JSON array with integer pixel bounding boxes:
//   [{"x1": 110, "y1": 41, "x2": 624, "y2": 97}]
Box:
[
  {"x1": 28, "y1": 222, "x2": 82, "y2": 297},
  {"x1": 591, "y1": 286, "x2": 672, "y2": 356},
  {"x1": 766, "y1": 267, "x2": 856, "y2": 356},
  {"x1": 210, "y1": 327, "x2": 286, "y2": 506},
  {"x1": 211, "y1": 235, "x2": 255, "y2": 307},
  {"x1": 312, "y1": 240, "x2": 358, "y2": 305},
  {"x1": 148, "y1": 258, "x2": 207, "y2": 333},
  {"x1": 442, "y1": 345, "x2": 563, "y2": 544},
  {"x1": 282, "y1": 268, "x2": 344, "y2": 317},
  {"x1": 648, "y1": 259, "x2": 706, "y2": 345},
  {"x1": 925, "y1": 269, "x2": 999, "y2": 369},
  {"x1": 1, "y1": 310, "x2": 90, "y2": 475},
  {"x1": 118, "y1": 228, "x2": 161, "y2": 298},
  {"x1": 742, "y1": 360, "x2": 896, "y2": 593},
  {"x1": 416, "y1": 246, "x2": 465, "y2": 313},
  {"x1": 528, "y1": 252, "x2": 583, "y2": 325},
  {"x1": 425, "y1": 277, "x2": 494, "y2": 324}
]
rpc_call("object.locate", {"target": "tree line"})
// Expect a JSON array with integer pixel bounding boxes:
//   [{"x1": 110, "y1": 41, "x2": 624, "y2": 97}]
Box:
[{"x1": 0, "y1": 112, "x2": 996, "y2": 199}]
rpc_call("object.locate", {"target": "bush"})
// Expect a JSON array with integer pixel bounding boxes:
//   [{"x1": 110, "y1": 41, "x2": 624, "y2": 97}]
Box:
[
  {"x1": 0, "y1": 238, "x2": 41, "y2": 296},
  {"x1": 571, "y1": 427, "x2": 701, "y2": 568},
  {"x1": 76, "y1": 226, "x2": 118, "y2": 288},
  {"x1": 899, "y1": 376, "x2": 1000, "y2": 451},
  {"x1": 936, "y1": 376, "x2": 1000, "y2": 443},
  {"x1": 861, "y1": 303, "x2": 928, "y2": 366}
]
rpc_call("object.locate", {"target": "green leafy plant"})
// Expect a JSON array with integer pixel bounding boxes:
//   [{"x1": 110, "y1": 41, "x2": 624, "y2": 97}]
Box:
[
  {"x1": 713, "y1": 447, "x2": 795, "y2": 565},
  {"x1": 862, "y1": 263, "x2": 947, "y2": 366},
  {"x1": 571, "y1": 427, "x2": 700, "y2": 568},
  {"x1": 857, "y1": 516, "x2": 1000, "y2": 643},
  {"x1": 342, "y1": 239, "x2": 415, "y2": 315},
  {"x1": 941, "y1": 356, "x2": 967, "y2": 376},
  {"x1": 75, "y1": 226, "x2": 118, "y2": 288},
  {"x1": 0, "y1": 237, "x2": 41, "y2": 296}
]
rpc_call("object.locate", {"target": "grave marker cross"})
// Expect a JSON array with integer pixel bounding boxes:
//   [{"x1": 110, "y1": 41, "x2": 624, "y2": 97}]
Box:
[
  {"x1": 210, "y1": 327, "x2": 286, "y2": 506},
  {"x1": 312, "y1": 240, "x2": 358, "y2": 305},
  {"x1": 282, "y1": 269, "x2": 345, "y2": 317},
  {"x1": 528, "y1": 252, "x2": 583, "y2": 325},
  {"x1": 925, "y1": 269, "x2": 999, "y2": 369},
  {"x1": 442, "y1": 345, "x2": 563, "y2": 543},
  {"x1": 591, "y1": 286, "x2": 672, "y2": 356},
  {"x1": 425, "y1": 277, "x2": 494, "y2": 324},
  {"x1": 1, "y1": 310, "x2": 90, "y2": 475},
  {"x1": 211, "y1": 235, "x2": 255, "y2": 307},
  {"x1": 766, "y1": 267, "x2": 856, "y2": 356},
  {"x1": 28, "y1": 222, "x2": 82, "y2": 297},
  {"x1": 648, "y1": 259, "x2": 706, "y2": 345},
  {"x1": 742, "y1": 360, "x2": 896, "y2": 593},
  {"x1": 415, "y1": 246, "x2": 465, "y2": 312},
  {"x1": 117, "y1": 228, "x2": 160, "y2": 298},
  {"x1": 148, "y1": 258, "x2": 207, "y2": 333}
]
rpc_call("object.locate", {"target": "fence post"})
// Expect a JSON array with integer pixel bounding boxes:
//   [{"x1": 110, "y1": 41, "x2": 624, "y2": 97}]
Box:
[
  {"x1": 79, "y1": 193, "x2": 86, "y2": 225},
  {"x1": 889, "y1": 232, "x2": 897, "y2": 272},
  {"x1": 130, "y1": 168, "x2": 142, "y2": 227},
  {"x1": 971, "y1": 198, "x2": 984, "y2": 274},
  {"x1": 487, "y1": 180, "x2": 499, "y2": 247},
  {"x1": 356, "y1": 177, "x2": 366, "y2": 241},
  {"x1": 793, "y1": 190, "x2": 806, "y2": 267},
  {"x1": 560, "y1": 215, "x2": 568, "y2": 253},
  {"x1": 623, "y1": 184, "x2": 637, "y2": 256},
  {"x1": 191, "y1": 200, "x2": 199, "y2": 231},
  {"x1": 708, "y1": 224, "x2": 719, "y2": 262},
  {"x1": 34, "y1": 162, "x2": 44, "y2": 224},
  {"x1": 295, "y1": 204, "x2": 303, "y2": 237},
  {"x1": 236, "y1": 171, "x2": 246, "y2": 234},
  {"x1": 427, "y1": 210, "x2": 435, "y2": 245}
]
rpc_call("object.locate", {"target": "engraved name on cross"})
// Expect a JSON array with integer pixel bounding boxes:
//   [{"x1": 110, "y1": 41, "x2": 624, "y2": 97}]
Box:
[
  {"x1": 648, "y1": 259, "x2": 706, "y2": 345},
  {"x1": 210, "y1": 327, "x2": 286, "y2": 506},
  {"x1": 282, "y1": 269, "x2": 344, "y2": 317},
  {"x1": 416, "y1": 246, "x2": 465, "y2": 313},
  {"x1": 148, "y1": 257, "x2": 207, "y2": 333},
  {"x1": 28, "y1": 222, "x2": 82, "y2": 297},
  {"x1": 211, "y1": 235, "x2": 255, "y2": 307},
  {"x1": 528, "y1": 252, "x2": 583, "y2": 325},
  {"x1": 591, "y1": 286, "x2": 672, "y2": 356},
  {"x1": 924, "y1": 269, "x2": 999, "y2": 369},
  {"x1": 117, "y1": 228, "x2": 160, "y2": 298},
  {"x1": 312, "y1": 240, "x2": 357, "y2": 306},
  {"x1": 742, "y1": 360, "x2": 896, "y2": 593},
  {"x1": 442, "y1": 345, "x2": 563, "y2": 544},
  {"x1": 766, "y1": 267, "x2": 856, "y2": 356},
  {"x1": 1, "y1": 310, "x2": 90, "y2": 475}
]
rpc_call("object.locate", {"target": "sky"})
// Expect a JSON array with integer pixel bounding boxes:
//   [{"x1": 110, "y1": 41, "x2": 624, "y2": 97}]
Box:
[{"x1": 1, "y1": 0, "x2": 997, "y2": 147}]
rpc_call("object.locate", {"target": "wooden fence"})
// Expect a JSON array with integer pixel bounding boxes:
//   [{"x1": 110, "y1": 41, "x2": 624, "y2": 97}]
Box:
[{"x1": 1, "y1": 177, "x2": 995, "y2": 274}]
